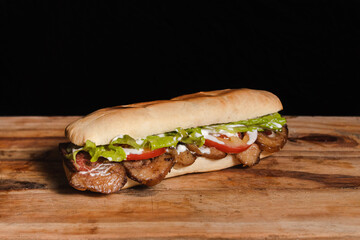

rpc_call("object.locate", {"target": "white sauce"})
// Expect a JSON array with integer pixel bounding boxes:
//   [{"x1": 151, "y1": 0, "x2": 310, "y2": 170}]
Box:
[
  {"x1": 79, "y1": 163, "x2": 113, "y2": 177},
  {"x1": 122, "y1": 148, "x2": 144, "y2": 155},
  {"x1": 112, "y1": 134, "x2": 124, "y2": 141},
  {"x1": 198, "y1": 146, "x2": 211, "y2": 154},
  {"x1": 176, "y1": 144, "x2": 187, "y2": 153},
  {"x1": 213, "y1": 130, "x2": 237, "y2": 138},
  {"x1": 72, "y1": 147, "x2": 83, "y2": 153},
  {"x1": 202, "y1": 127, "x2": 258, "y2": 146},
  {"x1": 224, "y1": 124, "x2": 245, "y2": 128},
  {"x1": 201, "y1": 129, "x2": 226, "y2": 145},
  {"x1": 194, "y1": 132, "x2": 202, "y2": 138}
]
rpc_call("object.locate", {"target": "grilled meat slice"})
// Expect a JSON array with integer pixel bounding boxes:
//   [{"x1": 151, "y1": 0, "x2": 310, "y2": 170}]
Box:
[
  {"x1": 185, "y1": 144, "x2": 227, "y2": 159},
  {"x1": 63, "y1": 161, "x2": 127, "y2": 194},
  {"x1": 59, "y1": 143, "x2": 127, "y2": 194},
  {"x1": 122, "y1": 153, "x2": 175, "y2": 186},
  {"x1": 256, "y1": 125, "x2": 288, "y2": 153},
  {"x1": 168, "y1": 145, "x2": 197, "y2": 166},
  {"x1": 235, "y1": 143, "x2": 261, "y2": 167}
]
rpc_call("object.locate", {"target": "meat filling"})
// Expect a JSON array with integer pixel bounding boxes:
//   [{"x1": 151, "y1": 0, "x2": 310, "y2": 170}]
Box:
[
  {"x1": 122, "y1": 153, "x2": 175, "y2": 186},
  {"x1": 256, "y1": 125, "x2": 288, "y2": 153},
  {"x1": 235, "y1": 143, "x2": 261, "y2": 167},
  {"x1": 60, "y1": 124, "x2": 288, "y2": 193},
  {"x1": 185, "y1": 144, "x2": 227, "y2": 159},
  {"x1": 59, "y1": 143, "x2": 128, "y2": 194},
  {"x1": 168, "y1": 145, "x2": 197, "y2": 166}
]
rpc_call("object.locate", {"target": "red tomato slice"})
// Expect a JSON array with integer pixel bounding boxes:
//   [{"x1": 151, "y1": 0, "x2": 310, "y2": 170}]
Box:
[
  {"x1": 204, "y1": 134, "x2": 250, "y2": 154},
  {"x1": 126, "y1": 147, "x2": 167, "y2": 160}
]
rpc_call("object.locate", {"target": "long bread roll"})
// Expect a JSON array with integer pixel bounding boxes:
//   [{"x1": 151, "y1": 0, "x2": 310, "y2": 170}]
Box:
[
  {"x1": 61, "y1": 88, "x2": 287, "y2": 193},
  {"x1": 66, "y1": 88, "x2": 282, "y2": 146}
]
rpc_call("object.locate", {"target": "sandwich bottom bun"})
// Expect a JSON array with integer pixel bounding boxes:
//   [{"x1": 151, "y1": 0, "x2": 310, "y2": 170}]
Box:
[{"x1": 109, "y1": 152, "x2": 271, "y2": 190}]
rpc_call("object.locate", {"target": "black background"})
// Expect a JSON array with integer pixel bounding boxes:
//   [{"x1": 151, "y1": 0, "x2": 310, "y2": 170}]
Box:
[{"x1": 1, "y1": 1, "x2": 359, "y2": 116}]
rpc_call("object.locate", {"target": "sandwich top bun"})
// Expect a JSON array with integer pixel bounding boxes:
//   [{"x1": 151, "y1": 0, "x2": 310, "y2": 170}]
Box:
[{"x1": 66, "y1": 88, "x2": 283, "y2": 146}]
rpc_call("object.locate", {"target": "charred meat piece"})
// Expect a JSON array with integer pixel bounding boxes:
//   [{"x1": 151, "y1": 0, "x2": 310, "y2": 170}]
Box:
[
  {"x1": 122, "y1": 153, "x2": 175, "y2": 186},
  {"x1": 185, "y1": 144, "x2": 227, "y2": 159},
  {"x1": 168, "y1": 145, "x2": 197, "y2": 166},
  {"x1": 59, "y1": 143, "x2": 128, "y2": 194},
  {"x1": 235, "y1": 143, "x2": 261, "y2": 167},
  {"x1": 256, "y1": 125, "x2": 288, "y2": 153},
  {"x1": 64, "y1": 161, "x2": 128, "y2": 194}
]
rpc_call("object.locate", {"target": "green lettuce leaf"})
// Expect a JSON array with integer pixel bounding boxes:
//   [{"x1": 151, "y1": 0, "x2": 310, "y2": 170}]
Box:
[
  {"x1": 144, "y1": 134, "x2": 179, "y2": 149},
  {"x1": 234, "y1": 113, "x2": 286, "y2": 130},
  {"x1": 178, "y1": 127, "x2": 205, "y2": 147},
  {"x1": 208, "y1": 113, "x2": 286, "y2": 133},
  {"x1": 111, "y1": 135, "x2": 141, "y2": 149},
  {"x1": 111, "y1": 133, "x2": 181, "y2": 150},
  {"x1": 77, "y1": 140, "x2": 126, "y2": 162}
]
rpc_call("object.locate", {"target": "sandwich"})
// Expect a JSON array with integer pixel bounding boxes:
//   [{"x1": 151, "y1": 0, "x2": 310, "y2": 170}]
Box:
[{"x1": 59, "y1": 88, "x2": 288, "y2": 194}]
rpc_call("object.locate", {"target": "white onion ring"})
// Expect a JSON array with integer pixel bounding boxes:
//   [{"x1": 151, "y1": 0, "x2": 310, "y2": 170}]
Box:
[{"x1": 246, "y1": 130, "x2": 258, "y2": 145}]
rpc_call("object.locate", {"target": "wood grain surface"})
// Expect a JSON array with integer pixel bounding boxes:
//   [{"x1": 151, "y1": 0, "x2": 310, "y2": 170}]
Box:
[{"x1": 0, "y1": 116, "x2": 359, "y2": 239}]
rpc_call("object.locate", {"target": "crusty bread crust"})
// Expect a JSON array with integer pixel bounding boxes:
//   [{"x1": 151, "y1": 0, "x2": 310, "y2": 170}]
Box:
[{"x1": 66, "y1": 89, "x2": 283, "y2": 146}]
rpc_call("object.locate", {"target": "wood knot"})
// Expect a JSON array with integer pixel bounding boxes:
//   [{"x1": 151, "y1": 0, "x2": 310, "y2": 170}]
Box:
[{"x1": 0, "y1": 179, "x2": 47, "y2": 191}]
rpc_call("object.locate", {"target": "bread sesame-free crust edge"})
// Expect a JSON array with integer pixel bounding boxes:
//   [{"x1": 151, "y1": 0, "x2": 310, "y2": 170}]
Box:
[{"x1": 65, "y1": 88, "x2": 283, "y2": 146}]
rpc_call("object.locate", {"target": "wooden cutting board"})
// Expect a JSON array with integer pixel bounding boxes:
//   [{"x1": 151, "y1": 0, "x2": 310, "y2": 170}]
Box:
[{"x1": 1, "y1": 116, "x2": 359, "y2": 239}]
